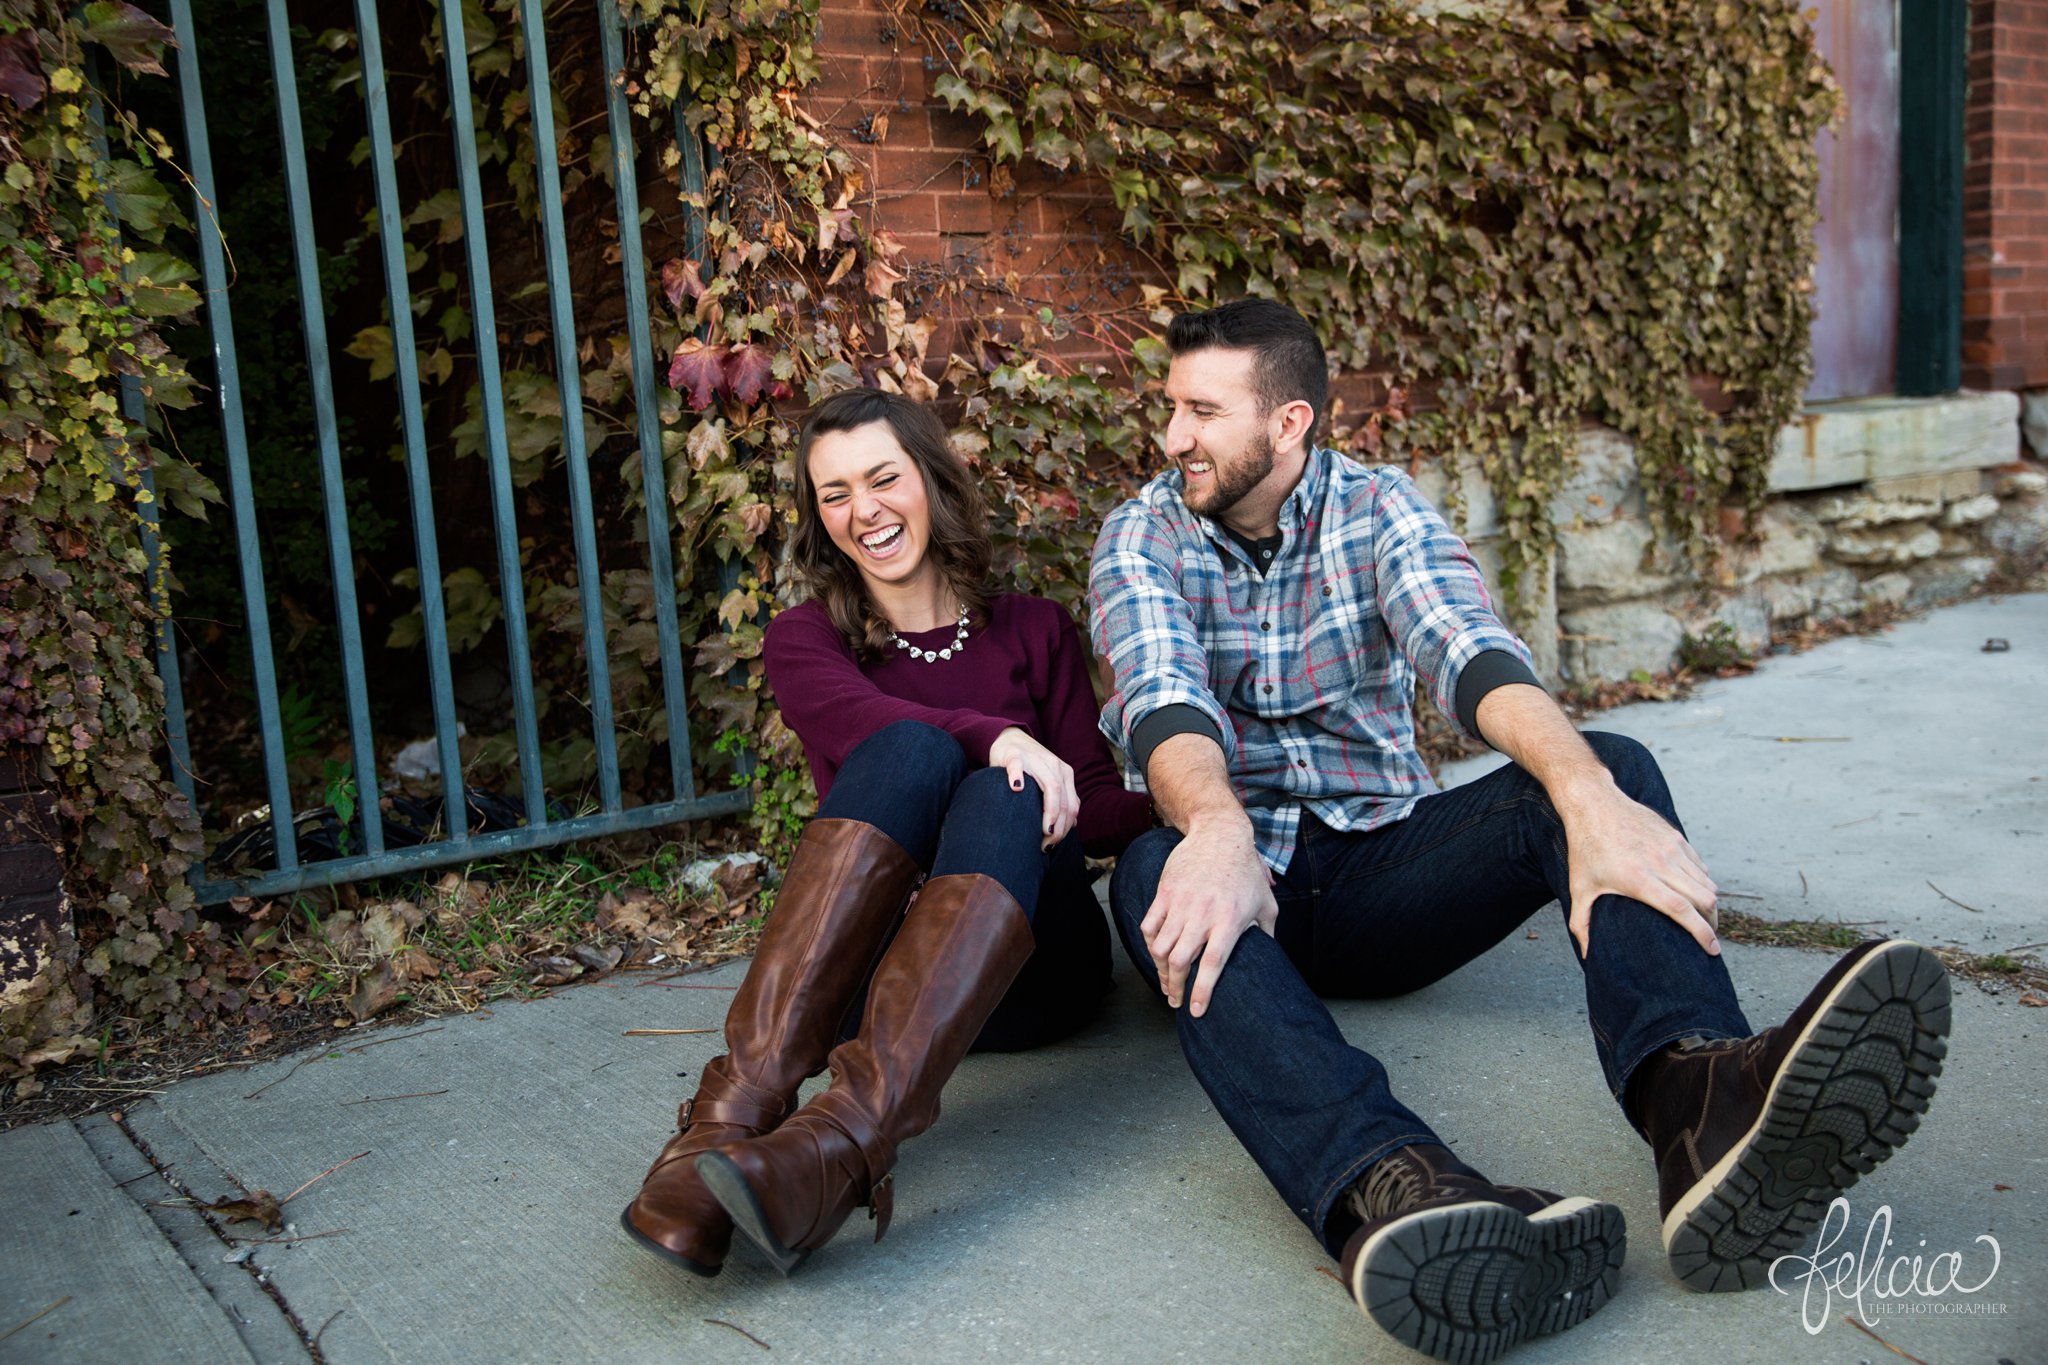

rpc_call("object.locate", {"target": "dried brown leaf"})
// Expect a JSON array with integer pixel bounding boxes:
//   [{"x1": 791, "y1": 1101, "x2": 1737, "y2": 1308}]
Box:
[
  {"x1": 529, "y1": 955, "x2": 583, "y2": 987},
  {"x1": 712, "y1": 858, "x2": 761, "y2": 902},
  {"x1": 596, "y1": 892, "x2": 653, "y2": 939},
  {"x1": 570, "y1": 941, "x2": 624, "y2": 974},
  {"x1": 202, "y1": 1190, "x2": 285, "y2": 1233},
  {"x1": 390, "y1": 946, "x2": 441, "y2": 982},
  {"x1": 360, "y1": 907, "x2": 406, "y2": 959},
  {"x1": 346, "y1": 964, "x2": 402, "y2": 1021}
]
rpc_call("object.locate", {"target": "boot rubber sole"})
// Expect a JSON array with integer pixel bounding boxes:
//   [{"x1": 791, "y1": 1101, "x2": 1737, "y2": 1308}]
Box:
[
  {"x1": 696, "y1": 1150, "x2": 812, "y2": 1277},
  {"x1": 617, "y1": 1204, "x2": 722, "y2": 1278},
  {"x1": 1661, "y1": 939, "x2": 1951, "y2": 1293},
  {"x1": 1352, "y1": 1196, "x2": 1625, "y2": 1365}
]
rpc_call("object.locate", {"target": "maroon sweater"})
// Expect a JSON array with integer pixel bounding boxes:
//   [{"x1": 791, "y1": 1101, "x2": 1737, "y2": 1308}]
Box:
[{"x1": 762, "y1": 594, "x2": 1154, "y2": 857}]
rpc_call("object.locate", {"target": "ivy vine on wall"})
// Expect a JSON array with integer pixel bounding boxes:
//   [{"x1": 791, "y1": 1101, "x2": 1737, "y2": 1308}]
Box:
[
  {"x1": 1, "y1": 0, "x2": 223, "y2": 1073},
  {"x1": 927, "y1": 0, "x2": 1838, "y2": 597}
]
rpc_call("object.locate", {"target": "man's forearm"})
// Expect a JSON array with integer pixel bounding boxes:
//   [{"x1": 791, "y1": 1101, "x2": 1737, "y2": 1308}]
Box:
[
  {"x1": 1146, "y1": 731, "x2": 1253, "y2": 837},
  {"x1": 1472, "y1": 683, "x2": 1618, "y2": 817}
]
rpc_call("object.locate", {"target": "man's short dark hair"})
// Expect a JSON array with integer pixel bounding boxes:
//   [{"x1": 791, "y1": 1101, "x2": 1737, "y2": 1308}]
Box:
[{"x1": 1166, "y1": 299, "x2": 1329, "y2": 446}]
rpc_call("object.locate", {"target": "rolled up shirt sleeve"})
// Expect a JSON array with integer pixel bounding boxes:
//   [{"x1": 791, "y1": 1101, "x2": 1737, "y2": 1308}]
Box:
[
  {"x1": 1088, "y1": 501, "x2": 1235, "y2": 787},
  {"x1": 1370, "y1": 469, "x2": 1535, "y2": 742}
]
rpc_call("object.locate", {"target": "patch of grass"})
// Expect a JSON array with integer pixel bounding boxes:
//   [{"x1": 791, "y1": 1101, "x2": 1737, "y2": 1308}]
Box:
[
  {"x1": 1676, "y1": 621, "x2": 1755, "y2": 674},
  {"x1": 259, "y1": 838, "x2": 770, "y2": 1021},
  {"x1": 1717, "y1": 909, "x2": 1866, "y2": 952},
  {"x1": 2, "y1": 835, "x2": 774, "y2": 1128},
  {"x1": 1717, "y1": 910, "x2": 2047, "y2": 997}
]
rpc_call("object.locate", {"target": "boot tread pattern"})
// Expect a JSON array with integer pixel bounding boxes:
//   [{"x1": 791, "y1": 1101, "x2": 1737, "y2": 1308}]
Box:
[
  {"x1": 1357, "y1": 1199, "x2": 1625, "y2": 1365},
  {"x1": 1668, "y1": 942, "x2": 1951, "y2": 1292}
]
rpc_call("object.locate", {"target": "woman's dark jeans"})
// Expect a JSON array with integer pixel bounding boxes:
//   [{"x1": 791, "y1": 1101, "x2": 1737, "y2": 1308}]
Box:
[
  {"x1": 818, "y1": 720, "x2": 1110, "y2": 1052},
  {"x1": 1107, "y1": 731, "x2": 1752, "y2": 1255}
]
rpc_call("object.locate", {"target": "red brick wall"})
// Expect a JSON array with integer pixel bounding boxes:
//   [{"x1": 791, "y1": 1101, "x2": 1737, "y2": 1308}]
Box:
[
  {"x1": 1965, "y1": 0, "x2": 2048, "y2": 391},
  {"x1": 803, "y1": 0, "x2": 1158, "y2": 371}
]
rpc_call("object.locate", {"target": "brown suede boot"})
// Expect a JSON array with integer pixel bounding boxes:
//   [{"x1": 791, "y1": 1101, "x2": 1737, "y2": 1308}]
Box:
[
  {"x1": 695, "y1": 873, "x2": 1034, "y2": 1274},
  {"x1": 1633, "y1": 938, "x2": 1951, "y2": 1292},
  {"x1": 1339, "y1": 1143, "x2": 1625, "y2": 1365},
  {"x1": 619, "y1": 818, "x2": 919, "y2": 1275}
]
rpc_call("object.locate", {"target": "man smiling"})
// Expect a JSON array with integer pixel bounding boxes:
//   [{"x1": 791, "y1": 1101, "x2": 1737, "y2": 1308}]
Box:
[{"x1": 1087, "y1": 299, "x2": 1952, "y2": 1363}]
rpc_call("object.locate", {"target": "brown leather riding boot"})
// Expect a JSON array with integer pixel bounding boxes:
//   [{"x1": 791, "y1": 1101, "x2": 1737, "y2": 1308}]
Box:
[
  {"x1": 1632, "y1": 938, "x2": 1950, "y2": 1292},
  {"x1": 619, "y1": 818, "x2": 919, "y2": 1276},
  {"x1": 695, "y1": 873, "x2": 1034, "y2": 1275}
]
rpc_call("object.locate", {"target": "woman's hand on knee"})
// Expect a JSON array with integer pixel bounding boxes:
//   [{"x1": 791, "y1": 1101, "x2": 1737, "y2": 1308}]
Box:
[{"x1": 990, "y1": 727, "x2": 1080, "y2": 850}]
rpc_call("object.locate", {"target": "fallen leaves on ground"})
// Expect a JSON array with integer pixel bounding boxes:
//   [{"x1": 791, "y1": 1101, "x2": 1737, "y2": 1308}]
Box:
[{"x1": 199, "y1": 1190, "x2": 285, "y2": 1233}]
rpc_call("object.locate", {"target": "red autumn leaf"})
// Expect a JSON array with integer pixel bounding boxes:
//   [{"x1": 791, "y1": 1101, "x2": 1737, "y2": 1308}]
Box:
[
  {"x1": 667, "y1": 339, "x2": 727, "y2": 410},
  {"x1": 0, "y1": 34, "x2": 45, "y2": 110},
  {"x1": 660, "y1": 258, "x2": 705, "y2": 309},
  {"x1": 723, "y1": 344, "x2": 775, "y2": 405},
  {"x1": 1036, "y1": 487, "x2": 1081, "y2": 519}
]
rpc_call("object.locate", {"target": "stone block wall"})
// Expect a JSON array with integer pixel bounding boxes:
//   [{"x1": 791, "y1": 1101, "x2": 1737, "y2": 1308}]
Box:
[{"x1": 1419, "y1": 393, "x2": 2047, "y2": 686}]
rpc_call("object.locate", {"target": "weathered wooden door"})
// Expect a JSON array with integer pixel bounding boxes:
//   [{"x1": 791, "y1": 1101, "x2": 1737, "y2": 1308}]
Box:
[{"x1": 1807, "y1": 0, "x2": 1900, "y2": 402}]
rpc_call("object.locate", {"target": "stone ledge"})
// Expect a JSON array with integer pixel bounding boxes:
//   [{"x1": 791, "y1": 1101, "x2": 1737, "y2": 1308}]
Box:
[
  {"x1": 1768, "y1": 390, "x2": 2020, "y2": 492},
  {"x1": 1416, "y1": 395, "x2": 2021, "y2": 538}
]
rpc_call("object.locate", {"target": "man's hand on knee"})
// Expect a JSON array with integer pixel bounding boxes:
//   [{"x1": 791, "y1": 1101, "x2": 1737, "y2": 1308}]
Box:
[
  {"x1": 1141, "y1": 819, "x2": 1277, "y2": 1017},
  {"x1": 1562, "y1": 780, "x2": 1719, "y2": 960},
  {"x1": 1473, "y1": 683, "x2": 1718, "y2": 960}
]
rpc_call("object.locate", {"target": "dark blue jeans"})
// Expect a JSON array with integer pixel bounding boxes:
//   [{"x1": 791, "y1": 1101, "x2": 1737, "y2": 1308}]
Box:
[
  {"x1": 820, "y1": 720, "x2": 1110, "y2": 1052},
  {"x1": 1107, "y1": 731, "x2": 1752, "y2": 1254}
]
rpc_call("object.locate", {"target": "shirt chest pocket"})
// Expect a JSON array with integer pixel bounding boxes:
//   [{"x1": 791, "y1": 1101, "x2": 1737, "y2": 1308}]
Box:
[{"x1": 1308, "y1": 566, "x2": 1376, "y2": 652}]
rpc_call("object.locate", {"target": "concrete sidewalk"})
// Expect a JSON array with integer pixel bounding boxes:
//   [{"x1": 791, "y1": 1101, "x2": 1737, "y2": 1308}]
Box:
[{"x1": 4, "y1": 596, "x2": 2044, "y2": 1364}]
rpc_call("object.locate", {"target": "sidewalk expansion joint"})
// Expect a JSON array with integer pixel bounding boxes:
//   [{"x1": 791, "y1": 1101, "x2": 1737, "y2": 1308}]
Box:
[{"x1": 75, "y1": 1105, "x2": 320, "y2": 1362}]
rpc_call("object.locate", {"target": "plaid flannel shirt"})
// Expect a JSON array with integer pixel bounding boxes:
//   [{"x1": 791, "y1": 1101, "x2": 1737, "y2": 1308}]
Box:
[{"x1": 1088, "y1": 445, "x2": 1534, "y2": 874}]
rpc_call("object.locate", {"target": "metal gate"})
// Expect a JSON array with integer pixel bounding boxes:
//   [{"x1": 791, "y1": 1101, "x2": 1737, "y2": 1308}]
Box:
[{"x1": 138, "y1": 0, "x2": 747, "y2": 905}]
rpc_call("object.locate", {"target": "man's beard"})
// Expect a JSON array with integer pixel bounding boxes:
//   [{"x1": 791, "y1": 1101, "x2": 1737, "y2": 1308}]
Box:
[{"x1": 1186, "y1": 428, "x2": 1276, "y2": 520}]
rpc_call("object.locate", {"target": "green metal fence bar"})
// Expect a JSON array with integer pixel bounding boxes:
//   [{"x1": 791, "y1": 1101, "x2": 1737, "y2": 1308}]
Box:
[
  {"x1": 131, "y1": 446, "x2": 199, "y2": 812},
  {"x1": 599, "y1": 1, "x2": 694, "y2": 801},
  {"x1": 518, "y1": 0, "x2": 622, "y2": 814},
  {"x1": 439, "y1": 0, "x2": 547, "y2": 825},
  {"x1": 354, "y1": 0, "x2": 467, "y2": 841},
  {"x1": 264, "y1": 0, "x2": 385, "y2": 856},
  {"x1": 85, "y1": 66, "x2": 198, "y2": 814},
  {"x1": 191, "y1": 786, "x2": 751, "y2": 904},
  {"x1": 674, "y1": 108, "x2": 722, "y2": 277},
  {"x1": 167, "y1": 0, "x2": 298, "y2": 870},
  {"x1": 129, "y1": 4, "x2": 759, "y2": 905}
]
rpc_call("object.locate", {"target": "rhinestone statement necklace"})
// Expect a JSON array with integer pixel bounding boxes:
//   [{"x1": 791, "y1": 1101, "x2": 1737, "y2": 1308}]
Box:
[{"x1": 892, "y1": 605, "x2": 970, "y2": 663}]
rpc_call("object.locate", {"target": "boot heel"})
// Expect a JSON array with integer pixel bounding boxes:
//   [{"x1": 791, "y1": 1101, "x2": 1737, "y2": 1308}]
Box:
[{"x1": 697, "y1": 1151, "x2": 812, "y2": 1277}]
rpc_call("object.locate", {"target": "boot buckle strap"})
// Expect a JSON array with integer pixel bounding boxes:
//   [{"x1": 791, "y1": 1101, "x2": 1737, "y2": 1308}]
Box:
[
  {"x1": 867, "y1": 1172, "x2": 895, "y2": 1242},
  {"x1": 687, "y1": 1096, "x2": 783, "y2": 1130}
]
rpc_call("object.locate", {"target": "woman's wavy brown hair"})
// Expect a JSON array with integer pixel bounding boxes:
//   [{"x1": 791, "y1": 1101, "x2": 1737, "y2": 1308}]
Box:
[{"x1": 789, "y1": 389, "x2": 993, "y2": 659}]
